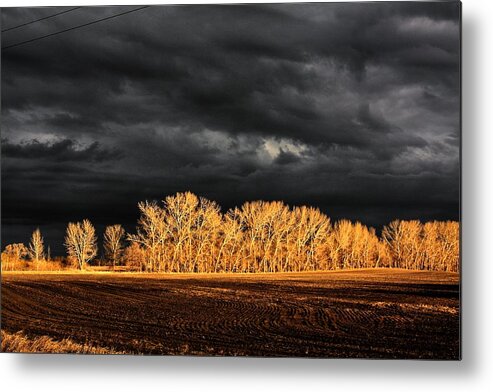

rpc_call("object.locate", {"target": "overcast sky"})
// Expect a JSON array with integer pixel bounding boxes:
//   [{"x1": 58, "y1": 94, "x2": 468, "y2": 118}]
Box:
[{"x1": 1, "y1": 2, "x2": 460, "y2": 255}]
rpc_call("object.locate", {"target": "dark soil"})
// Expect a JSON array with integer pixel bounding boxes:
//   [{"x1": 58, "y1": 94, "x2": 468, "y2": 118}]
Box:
[{"x1": 1, "y1": 269, "x2": 460, "y2": 358}]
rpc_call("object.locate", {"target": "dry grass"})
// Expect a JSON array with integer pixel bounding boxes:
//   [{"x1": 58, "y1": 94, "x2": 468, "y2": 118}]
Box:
[
  {"x1": 32, "y1": 260, "x2": 65, "y2": 271},
  {"x1": 1, "y1": 259, "x2": 65, "y2": 272},
  {"x1": 1, "y1": 330, "x2": 125, "y2": 354}
]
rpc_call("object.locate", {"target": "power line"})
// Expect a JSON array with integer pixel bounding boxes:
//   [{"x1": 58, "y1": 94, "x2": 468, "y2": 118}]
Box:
[
  {"x1": 1, "y1": 6, "x2": 150, "y2": 51},
  {"x1": 1, "y1": 7, "x2": 82, "y2": 33}
]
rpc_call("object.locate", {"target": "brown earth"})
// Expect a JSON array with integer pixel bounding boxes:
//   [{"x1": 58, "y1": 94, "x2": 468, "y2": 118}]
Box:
[{"x1": 1, "y1": 269, "x2": 460, "y2": 358}]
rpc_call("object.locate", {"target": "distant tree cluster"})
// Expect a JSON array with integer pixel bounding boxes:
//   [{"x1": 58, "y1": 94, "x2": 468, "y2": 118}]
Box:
[
  {"x1": 1, "y1": 243, "x2": 28, "y2": 271},
  {"x1": 382, "y1": 220, "x2": 460, "y2": 271},
  {"x1": 1, "y1": 229, "x2": 60, "y2": 271},
  {"x1": 1, "y1": 192, "x2": 460, "y2": 273},
  {"x1": 127, "y1": 192, "x2": 459, "y2": 273}
]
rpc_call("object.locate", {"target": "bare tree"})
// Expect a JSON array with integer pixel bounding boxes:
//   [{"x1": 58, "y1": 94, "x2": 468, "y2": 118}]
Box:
[
  {"x1": 382, "y1": 220, "x2": 404, "y2": 268},
  {"x1": 330, "y1": 220, "x2": 354, "y2": 269},
  {"x1": 128, "y1": 201, "x2": 168, "y2": 272},
  {"x1": 104, "y1": 225, "x2": 125, "y2": 269},
  {"x1": 164, "y1": 192, "x2": 199, "y2": 272},
  {"x1": 28, "y1": 228, "x2": 45, "y2": 270},
  {"x1": 65, "y1": 219, "x2": 97, "y2": 270},
  {"x1": 215, "y1": 210, "x2": 243, "y2": 272}
]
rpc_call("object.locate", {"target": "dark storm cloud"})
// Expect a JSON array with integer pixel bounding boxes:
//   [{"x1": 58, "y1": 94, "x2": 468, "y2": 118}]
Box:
[
  {"x1": 1, "y1": 2, "x2": 460, "y2": 254},
  {"x1": 1, "y1": 138, "x2": 123, "y2": 162}
]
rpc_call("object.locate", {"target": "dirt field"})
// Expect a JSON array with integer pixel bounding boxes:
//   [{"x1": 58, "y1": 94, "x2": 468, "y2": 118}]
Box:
[{"x1": 1, "y1": 269, "x2": 460, "y2": 358}]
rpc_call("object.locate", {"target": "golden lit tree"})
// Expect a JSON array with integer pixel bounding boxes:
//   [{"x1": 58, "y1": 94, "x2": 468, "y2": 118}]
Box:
[
  {"x1": 382, "y1": 220, "x2": 404, "y2": 268},
  {"x1": 123, "y1": 242, "x2": 146, "y2": 271},
  {"x1": 28, "y1": 228, "x2": 45, "y2": 270},
  {"x1": 266, "y1": 202, "x2": 292, "y2": 272},
  {"x1": 192, "y1": 197, "x2": 222, "y2": 272},
  {"x1": 163, "y1": 192, "x2": 199, "y2": 272},
  {"x1": 238, "y1": 201, "x2": 269, "y2": 272},
  {"x1": 104, "y1": 224, "x2": 125, "y2": 269},
  {"x1": 128, "y1": 201, "x2": 167, "y2": 272},
  {"x1": 65, "y1": 219, "x2": 98, "y2": 270},
  {"x1": 215, "y1": 209, "x2": 243, "y2": 272},
  {"x1": 330, "y1": 220, "x2": 354, "y2": 269},
  {"x1": 399, "y1": 220, "x2": 423, "y2": 269}
]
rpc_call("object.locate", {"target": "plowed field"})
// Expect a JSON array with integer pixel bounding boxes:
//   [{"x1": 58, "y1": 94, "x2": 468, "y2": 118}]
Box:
[{"x1": 1, "y1": 269, "x2": 460, "y2": 358}]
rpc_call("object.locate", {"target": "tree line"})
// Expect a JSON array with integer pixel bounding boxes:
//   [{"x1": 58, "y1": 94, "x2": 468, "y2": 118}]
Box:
[{"x1": 1, "y1": 192, "x2": 459, "y2": 273}]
